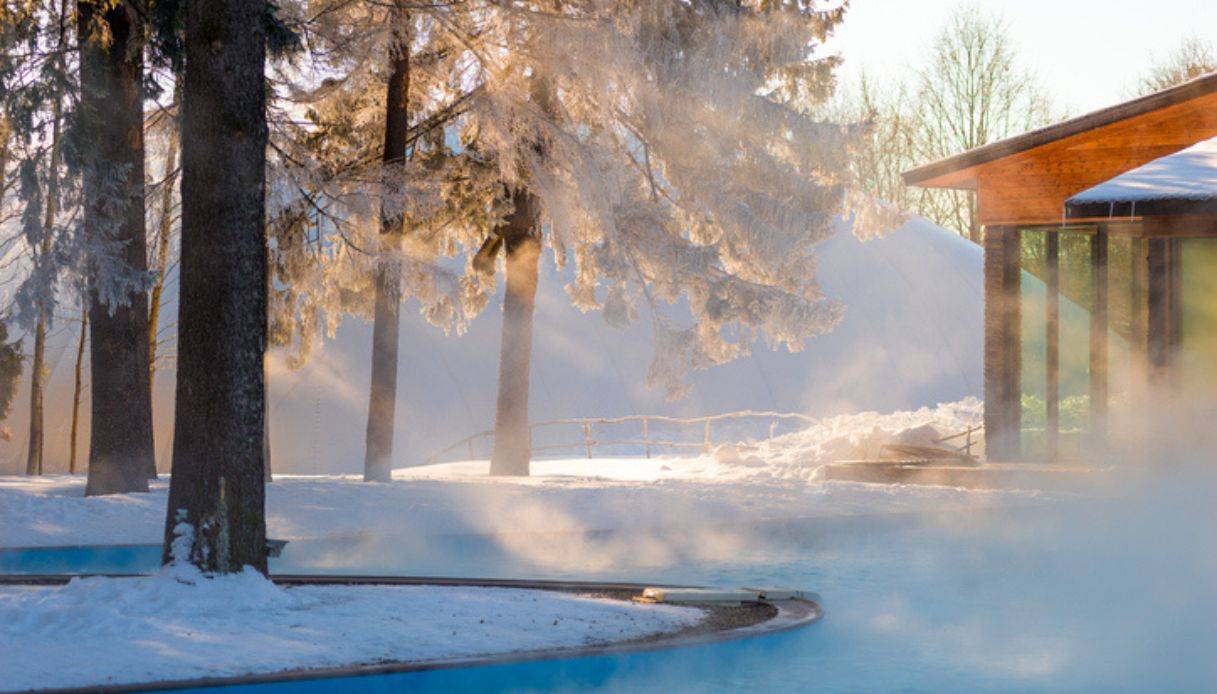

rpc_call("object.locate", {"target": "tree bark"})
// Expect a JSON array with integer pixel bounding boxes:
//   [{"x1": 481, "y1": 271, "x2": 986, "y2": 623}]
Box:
[
  {"x1": 69, "y1": 308, "x2": 87, "y2": 474},
  {"x1": 25, "y1": 311, "x2": 46, "y2": 476},
  {"x1": 363, "y1": 9, "x2": 410, "y2": 483},
  {"x1": 489, "y1": 193, "x2": 541, "y2": 477},
  {"x1": 78, "y1": 0, "x2": 155, "y2": 495},
  {"x1": 161, "y1": 0, "x2": 269, "y2": 574}
]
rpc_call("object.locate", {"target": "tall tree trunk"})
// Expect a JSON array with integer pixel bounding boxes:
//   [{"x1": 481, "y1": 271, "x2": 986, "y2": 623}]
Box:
[
  {"x1": 69, "y1": 308, "x2": 87, "y2": 474},
  {"x1": 162, "y1": 0, "x2": 268, "y2": 573},
  {"x1": 489, "y1": 193, "x2": 541, "y2": 477},
  {"x1": 25, "y1": 312, "x2": 46, "y2": 476},
  {"x1": 148, "y1": 112, "x2": 178, "y2": 397},
  {"x1": 26, "y1": 98, "x2": 63, "y2": 477},
  {"x1": 363, "y1": 8, "x2": 410, "y2": 483},
  {"x1": 79, "y1": 0, "x2": 155, "y2": 495},
  {"x1": 489, "y1": 72, "x2": 552, "y2": 478},
  {"x1": 263, "y1": 354, "x2": 272, "y2": 482}
]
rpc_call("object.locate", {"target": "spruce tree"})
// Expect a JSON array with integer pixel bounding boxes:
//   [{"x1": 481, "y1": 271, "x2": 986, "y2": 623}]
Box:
[{"x1": 78, "y1": 0, "x2": 156, "y2": 494}]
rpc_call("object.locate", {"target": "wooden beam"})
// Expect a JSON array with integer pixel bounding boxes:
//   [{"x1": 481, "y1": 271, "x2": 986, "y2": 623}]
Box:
[
  {"x1": 1090, "y1": 227, "x2": 1109, "y2": 441},
  {"x1": 1146, "y1": 237, "x2": 1171, "y2": 381},
  {"x1": 904, "y1": 76, "x2": 1217, "y2": 187},
  {"x1": 1046, "y1": 233, "x2": 1060, "y2": 462}
]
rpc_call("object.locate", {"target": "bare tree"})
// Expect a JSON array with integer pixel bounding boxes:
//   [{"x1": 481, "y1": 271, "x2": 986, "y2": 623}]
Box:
[
  {"x1": 1139, "y1": 36, "x2": 1217, "y2": 95},
  {"x1": 838, "y1": 4, "x2": 1055, "y2": 242},
  {"x1": 830, "y1": 72, "x2": 918, "y2": 215}
]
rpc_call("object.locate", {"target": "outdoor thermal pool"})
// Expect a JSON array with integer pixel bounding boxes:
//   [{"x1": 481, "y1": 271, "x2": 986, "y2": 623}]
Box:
[{"x1": 5, "y1": 478, "x2": 1214, "y2": 693}]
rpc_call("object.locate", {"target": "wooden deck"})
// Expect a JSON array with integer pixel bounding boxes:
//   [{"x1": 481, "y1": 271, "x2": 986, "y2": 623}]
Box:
[{"x1": 819, "y1": 460, "x2": 1106, "y2": 490}]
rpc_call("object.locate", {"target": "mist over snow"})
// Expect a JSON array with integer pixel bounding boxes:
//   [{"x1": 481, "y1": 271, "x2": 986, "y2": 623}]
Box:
[
  {"x1": 0, "y1": 216, "x2": 981, "y2": 475},
  {"x1": 271, "y1": 215, "x2": 981, "y2": 474}
]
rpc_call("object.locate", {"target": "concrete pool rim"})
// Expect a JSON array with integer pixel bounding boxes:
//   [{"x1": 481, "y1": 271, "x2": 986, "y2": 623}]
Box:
[{"x1": 0, "y1": 573, "x2": 822, "y2": 693}]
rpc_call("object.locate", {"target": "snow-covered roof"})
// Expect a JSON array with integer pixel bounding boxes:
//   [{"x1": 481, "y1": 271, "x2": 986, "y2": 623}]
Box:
[{"x1": 1066, "y1": 136, "x2": 1217, "y2": 216}]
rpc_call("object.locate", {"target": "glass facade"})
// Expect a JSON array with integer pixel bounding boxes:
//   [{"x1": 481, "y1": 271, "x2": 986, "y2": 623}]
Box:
[
  {"x1": 1178, "y1": 238, "x2": 1217, "y2": 408},
  {"x1": 1010, "y1": 221, "x2": 1217, "y2": 460},
  {"x1": 1018, "y1": 227, "x2": 1098, "y2": 460}
]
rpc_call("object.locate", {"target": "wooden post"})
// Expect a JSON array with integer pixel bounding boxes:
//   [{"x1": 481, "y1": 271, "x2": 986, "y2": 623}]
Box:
[
  {"x1": 583, "y1": 422, "x2": 593, "y2": 459},
  {"x1": 1146, "y1": 237, "x2": 1171, "y2": 383},
  {"x1": 1046, "y1": 232, "x2": 1060, "y2": 462},
  {"x1": 1168, "y1": 237, "x2": 1183, "y2": 392},
  {"x1": 643, "y1": 418, "x2": 651, "y2": 459},
  {"x1": 983, "y1": 227, "x2": 1021, "y2": 461},
  {"x1": 1090, "y1": 227, "x2": 1109, "y2": 442}
]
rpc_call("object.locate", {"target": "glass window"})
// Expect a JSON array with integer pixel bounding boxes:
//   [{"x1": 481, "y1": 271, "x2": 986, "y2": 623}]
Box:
[
  {"x1": 1178, "y1": 237, "x2": 1217, "y2": 408},
  {"x1": 1019, "y1": 230, "x2": 1048, "y2": 459},
  {"x1": 1056, "y1": 230, "x2": 1093, "y2": 458},
  {"x1": 1107, "y1": 232, "x2": 1142, "y2": 420}
]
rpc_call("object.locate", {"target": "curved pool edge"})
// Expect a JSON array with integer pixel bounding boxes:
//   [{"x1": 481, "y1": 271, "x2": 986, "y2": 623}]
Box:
[{"x1": 1, "y1": 574, "x2": 822, "y2": 694}]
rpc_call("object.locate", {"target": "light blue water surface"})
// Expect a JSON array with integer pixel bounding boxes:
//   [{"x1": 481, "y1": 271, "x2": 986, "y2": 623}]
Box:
[{"x1": 5, "y1": 498, "x2": 1215, "y2": 693}]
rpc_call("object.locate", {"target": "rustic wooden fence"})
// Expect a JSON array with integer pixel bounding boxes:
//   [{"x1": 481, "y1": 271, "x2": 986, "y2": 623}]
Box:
[{"x1": 426, "y1": 411, "x2": 818, "y2": 465}]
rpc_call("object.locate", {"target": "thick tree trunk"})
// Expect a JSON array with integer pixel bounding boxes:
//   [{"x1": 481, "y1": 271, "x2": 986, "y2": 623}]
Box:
[
  {"x1": 69, "y1": 308, "x2": 87, "y2": 474},
  {"x1": 363, "y1": 11, "x2": 409, "y2": 483},
  {"x1": 161, "y1": 0, "x2": 269, "y2": 574},
  {"x1": 78, "y1": 0, "x2": 155, "y2": 495},
  {"x1": 364, "y1": 260, "x2": 402, "y2": 482},
  {"x1": 489, "y1": 194, "x2": 541, "y2": 477}
]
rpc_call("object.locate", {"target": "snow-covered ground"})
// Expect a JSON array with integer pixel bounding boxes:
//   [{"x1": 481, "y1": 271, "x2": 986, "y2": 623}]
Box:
[
  {"x1": 0, "y1": 398, "x2": 1027, "y2": 552},
  {"x1": 0, "y1": 565, "x2": 699, "y2": 692}
]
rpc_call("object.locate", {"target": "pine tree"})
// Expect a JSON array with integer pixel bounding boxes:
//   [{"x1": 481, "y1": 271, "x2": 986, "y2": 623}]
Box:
[
  {"x1": 363, "y1": 5, "x2": 411, "y2": 483},
  {"x1": 0, "y1": 0, "x2": 78, "y2": 477},
  {"x1": 162, "y1": 0, "x2": 270, "y2": 574},
  {"x1": 268, "y1": 2, "x2": 495, "y2": 479},
  {"x1": 0, "y1": 321, "x2": 22, "y2": 443},
  {"x1": 270, "y1": 1, "x2": 894, "y2": 480},
  {"x1": 77, "y1": 0, "x2": 156, "y2": 494},
  {"x1": 459, "y1": 1, "x2": 894, "y2": 474}
]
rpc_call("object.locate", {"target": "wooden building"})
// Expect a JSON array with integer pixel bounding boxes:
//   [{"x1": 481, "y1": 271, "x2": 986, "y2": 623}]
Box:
[{"x1": 903, "y1": 72, "x2": 1217, "y2": 461}]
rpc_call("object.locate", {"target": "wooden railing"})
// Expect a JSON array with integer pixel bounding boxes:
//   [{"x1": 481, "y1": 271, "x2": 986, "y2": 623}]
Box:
[
  {"x1": 933, "y1": 424, "x2": 983, "y2": 458},
  {"x1": 426, "y1": 411, "x2": 818, "y2": 465}
]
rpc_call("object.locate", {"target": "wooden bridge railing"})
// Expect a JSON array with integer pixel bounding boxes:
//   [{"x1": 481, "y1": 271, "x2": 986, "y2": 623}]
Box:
[{"x1": 425, "y1": 411, "x2": 818, "y2": 466}]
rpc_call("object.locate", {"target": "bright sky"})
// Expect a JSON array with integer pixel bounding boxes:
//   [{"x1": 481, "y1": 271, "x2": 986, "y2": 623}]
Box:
[{"x1": 832, "y1": 0, "x2": 1217, "y2": 115}]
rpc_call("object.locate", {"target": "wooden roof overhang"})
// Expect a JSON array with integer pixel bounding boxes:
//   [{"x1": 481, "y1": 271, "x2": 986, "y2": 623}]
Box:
[{"x1": 902, "y1": 72, "x2": 1217, "y2": 227}]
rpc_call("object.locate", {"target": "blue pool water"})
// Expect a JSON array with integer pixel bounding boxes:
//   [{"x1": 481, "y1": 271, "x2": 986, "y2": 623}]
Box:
[{"x1": 6, "y1": 495, "x2": 1215, "y2": 692}]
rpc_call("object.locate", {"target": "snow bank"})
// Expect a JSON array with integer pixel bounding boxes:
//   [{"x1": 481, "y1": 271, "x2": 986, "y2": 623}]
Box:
[
  {"x1": 752, "y1": 397, "x2": 984, "y2": 477},
  {"x1": 0, "y1": 566, "x2": 699, "y2": 692}
]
